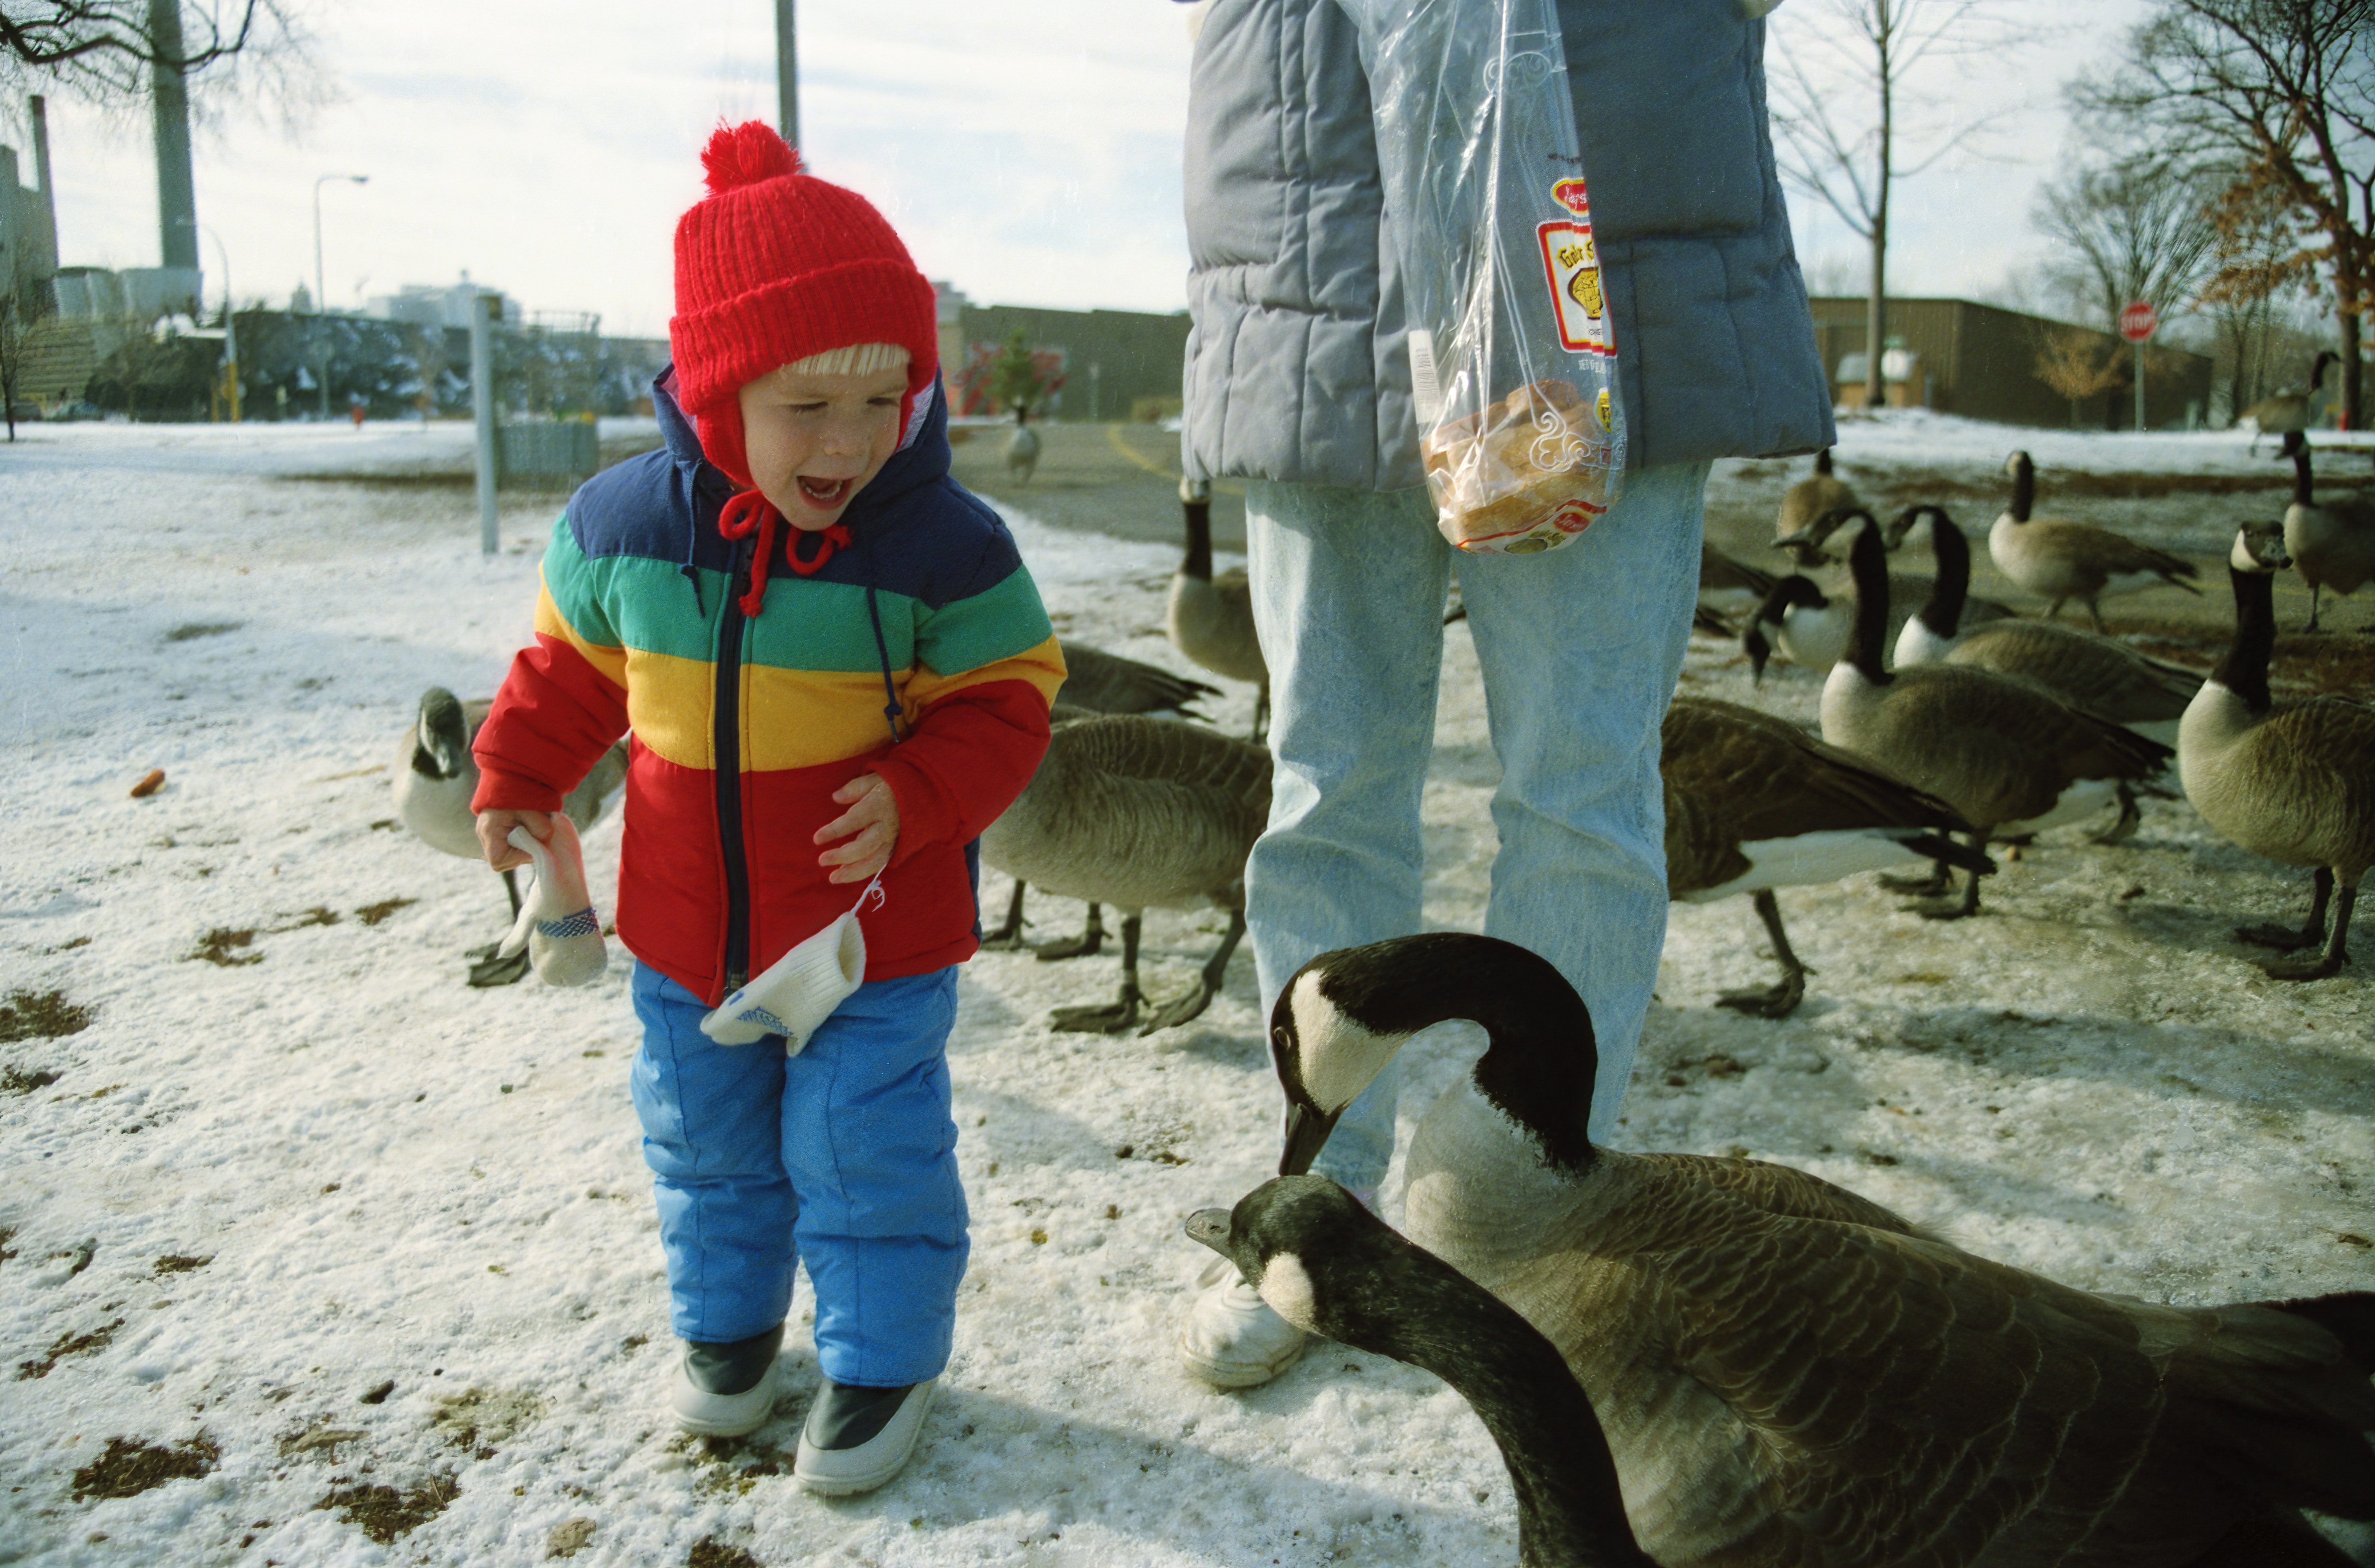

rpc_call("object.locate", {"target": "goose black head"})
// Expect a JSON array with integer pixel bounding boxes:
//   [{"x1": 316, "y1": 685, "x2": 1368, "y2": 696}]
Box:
[
  {"x1": 1270, "y1": 934, "x2": 1600, "y2": 1179},
  {"x1": 1884, "y1": 504, "x2": 1947, "y2": 552},
  {"x1": 412, "y1": 687, "x2": 471, "y2": 781},
  {"x1": 1185, "y1": 1176, "x2": 1371, "y2": 1341},
  {"x1": 1743, "y1": 576, "x2": 1826, "y2": 684},
  {"x1": 2231, "y1": 521, "x2": 2291, "y2": 573}
]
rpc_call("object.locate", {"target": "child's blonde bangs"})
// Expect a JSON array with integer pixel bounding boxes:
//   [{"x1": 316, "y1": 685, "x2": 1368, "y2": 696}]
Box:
[{"x1": 786, "y1": 342, "x2": 911, "y2": 377}]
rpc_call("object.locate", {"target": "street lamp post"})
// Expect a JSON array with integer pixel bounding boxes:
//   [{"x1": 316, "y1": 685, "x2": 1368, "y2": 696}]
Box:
[
  {"x1": 313, "y1": 173, "x2": 368, "y2": 418},
  {"x1": 202, "y1": 225, "x2": 237, "y2": 421}
]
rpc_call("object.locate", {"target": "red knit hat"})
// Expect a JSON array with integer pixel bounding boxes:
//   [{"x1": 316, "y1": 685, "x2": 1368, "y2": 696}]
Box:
[{"x1": 670, "y1": 121, "x2": 939, "y2": 486}]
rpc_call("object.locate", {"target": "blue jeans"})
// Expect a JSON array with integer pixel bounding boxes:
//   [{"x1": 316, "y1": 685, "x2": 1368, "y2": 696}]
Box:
[
  {"x1": 1245, "y1": 463, "x2": 1709, "y2": 1190},
  {"x1": 629, "y1": 962, "x2": 967, "y2": 1387}
]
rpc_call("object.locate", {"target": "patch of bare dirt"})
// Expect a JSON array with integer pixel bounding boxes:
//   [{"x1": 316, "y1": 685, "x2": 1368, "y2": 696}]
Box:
[{"x1": 70, "y1": 1435, "x2": 219, "y2": 1500}]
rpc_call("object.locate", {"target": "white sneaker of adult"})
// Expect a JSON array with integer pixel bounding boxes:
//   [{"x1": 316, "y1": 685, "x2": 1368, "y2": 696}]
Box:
[
  {"x1": 669, "y1": 1349, "x2": 780, "y2": 1439},
  {"x1": 1178, "y1": 1252, "x2": 1307, "y2": 1388},
  {"x1": 793, "y1": 1378, "x2": 936, "y2": 1496}
]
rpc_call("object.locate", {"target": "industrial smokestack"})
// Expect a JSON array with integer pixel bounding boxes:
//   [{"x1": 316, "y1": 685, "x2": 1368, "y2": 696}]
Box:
[
  {"x1": 28, "y1": 96, "x2": 57, "y2": 273},
  {"x1": 148, "y1": 0, "x2": 198, "y2": 271}
]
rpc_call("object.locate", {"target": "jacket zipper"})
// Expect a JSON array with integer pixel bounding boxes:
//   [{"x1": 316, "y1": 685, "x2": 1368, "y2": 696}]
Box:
[{"x1": 714, "y1": 536, "x2": 753, "y2": 993}]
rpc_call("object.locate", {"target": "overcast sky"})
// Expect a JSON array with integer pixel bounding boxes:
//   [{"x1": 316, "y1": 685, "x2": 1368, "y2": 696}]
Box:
[{"x1": 14, "y1": 0, "x2": 2152, "y2": 343}]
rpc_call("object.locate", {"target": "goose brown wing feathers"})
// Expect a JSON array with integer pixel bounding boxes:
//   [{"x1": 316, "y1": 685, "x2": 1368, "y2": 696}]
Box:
[
  {"x1": 1882, "y1": 666, "x2": 2169, "y2": 827},
  {"x1": 1948, "y1": 621, "x2": 2199, "y2": 726},
  {"x1": 2027, "y1": 520, "x2": 2198, "y2": 583},
  {"x1": 1664, "y1": 698, "x2": 1975, "y2": 847}
]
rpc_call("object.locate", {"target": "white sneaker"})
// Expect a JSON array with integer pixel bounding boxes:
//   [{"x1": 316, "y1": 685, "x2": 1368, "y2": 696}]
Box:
[
  {"x1": 669, "y1": 1348, "x2": 781, "y2": 1439},
  {"x1": 1178, "y1": 1253, "x2": 1307, "y2": 1388},
  {"x1": 794, "y1": 1378, "x2": 936, "y2": 1495}
]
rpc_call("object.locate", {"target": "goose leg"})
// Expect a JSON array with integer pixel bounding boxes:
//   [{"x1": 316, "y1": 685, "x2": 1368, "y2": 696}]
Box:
[
  {"x1": 1249, "y1": 684, "x2": 1271, "y2": 746},
  {"x1": 1049, "y1": 914, "x2": 1145, "y2": 1033},
  {"x1": 1715, "y1": 889, "x2": 1809, "y2": 1019},
  {"x1": 1034, "y1": 902, "x2": 1108, "y2": 961},
  {"x1": 1139, "y1": 908, "x2": 1247, "y2": 1036},
  {"x1": 2305, "y1": 583, "x2": 2323, "y2": 634},
  {"x1": 979, "y1": 881, "x2": 1030, "y2": 948},
  {"x1": 2092, "y1": 783, "x2": 2142, "y2": 845},
  {"x1": 2261, "y1": 881, "x2": 2356, "y2": 981},
  {"x1": 2047, "y1": 596, "x2": 2067, "y2": 624},
  {"x1": 466, "y1": 867, "x2": 532, "y2": 987},
  {"x1": 2085, "y1": 597, "x2": 2108, "y2": 635},
  {"x1": 1909, "y1": 834, "x2": 1987, "y2": 920},
  {"x1": 2240, "y1": 867, "x2": 2334, "y2": 953}
]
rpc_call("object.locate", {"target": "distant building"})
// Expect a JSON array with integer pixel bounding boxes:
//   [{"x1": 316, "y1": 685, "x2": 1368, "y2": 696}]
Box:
[
  {"x1": 934, "y1": 286, "x2": 1192, "y2": 422},
  {"x1": 1, "y1": 105, "x2": 60, "y2": 315},
  {"x1": 1808, "y1": 296, "x2": 2214, "y2": 430},
  {"x1": 369, "y1": 275, "x2": 515, "y2": 330}
]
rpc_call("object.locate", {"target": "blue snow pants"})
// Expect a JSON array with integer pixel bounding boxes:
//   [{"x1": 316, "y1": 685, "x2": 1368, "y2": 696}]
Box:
[{"x1": 629, "y1": 961, "x2": 968, "y2": 1388}]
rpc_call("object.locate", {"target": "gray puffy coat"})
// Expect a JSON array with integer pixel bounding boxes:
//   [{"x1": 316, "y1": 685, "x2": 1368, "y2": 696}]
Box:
[{"x1": 1180, "y1": 0, "x2": 1834, "y2": 491}]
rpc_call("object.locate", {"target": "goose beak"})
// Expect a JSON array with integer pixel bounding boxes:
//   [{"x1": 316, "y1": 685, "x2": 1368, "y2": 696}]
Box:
[
  {"x1": 1184, "y1": 1208, "x2": 1232, "y2": 1254},
  {"x1": 1279, "y1": 1103, "x2": 1339, "y2": 1178},
  {"x1": 1771, "y1": 527, "x2": 1814, "y2": 551}
]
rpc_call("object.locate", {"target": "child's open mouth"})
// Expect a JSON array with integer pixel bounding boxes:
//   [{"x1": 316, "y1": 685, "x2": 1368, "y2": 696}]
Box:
[{"x1": 796, "y1": 475, "x2": 853, "y2": 508}]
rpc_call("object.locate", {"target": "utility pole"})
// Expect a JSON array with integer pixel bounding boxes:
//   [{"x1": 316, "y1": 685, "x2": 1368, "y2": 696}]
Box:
[
  {"x1": 776, "y1": 0, "x2": 799, "y2": 148},
  {"x1": 472, "y1": 291, "x2": 499, "y2": 556}
]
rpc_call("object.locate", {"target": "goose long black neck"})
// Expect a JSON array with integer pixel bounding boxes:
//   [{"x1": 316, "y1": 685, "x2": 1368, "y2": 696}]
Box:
[
  {"x1": 1815, "y1": 446, "x2": 1834, "y2": 477},
  {"x1": 1315, "y1": 934, "x2": 1599, "y2": 1173},
  {"x1": 1842, "y1": 512, "x2": 1893, "y2": 685},
  {"x1": 2290, "y1": 435, "x2": 2315, "y2": 508},
  {"x1": 1351, "y1": 1250, "x2": 1652, "y2": 1568},
  {"x1": 1181, "y1": 499, "x2": 1214, "y2": 583},
  {"x1": 2213, "y1": 565, "x2": 2276, "y2": 714},
  {"x1": 1911, "y1": 507, "x2": 1969, "y2": 638},
  {"x1": 2312, "y1": 349, "x2": 2337, "y2": 392},
  {"x1": 2008, "y1": 455, "x2": 2035, "y2": 522}
]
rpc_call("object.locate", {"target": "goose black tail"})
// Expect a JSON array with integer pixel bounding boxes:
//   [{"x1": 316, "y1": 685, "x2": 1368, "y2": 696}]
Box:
[{"x1": 2262, "y1": 1291, "x2": 2375, "y2": 1372}]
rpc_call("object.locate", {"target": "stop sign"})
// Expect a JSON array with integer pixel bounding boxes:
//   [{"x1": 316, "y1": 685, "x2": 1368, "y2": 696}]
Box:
[{"x1": 2119, "y1": 301, "x2": 2158, "y2": 342}]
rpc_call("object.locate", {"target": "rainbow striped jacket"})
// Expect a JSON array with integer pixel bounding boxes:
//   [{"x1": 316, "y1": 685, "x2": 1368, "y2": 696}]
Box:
[{"x1": 473, "y1": 371, "x2": 1062, "y2": 1004}]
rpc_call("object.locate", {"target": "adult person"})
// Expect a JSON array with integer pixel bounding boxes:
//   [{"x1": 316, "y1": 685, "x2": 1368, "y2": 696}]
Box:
[{"x1": 1170, "y1": 0, "x2": 1834, "y2": 1387}]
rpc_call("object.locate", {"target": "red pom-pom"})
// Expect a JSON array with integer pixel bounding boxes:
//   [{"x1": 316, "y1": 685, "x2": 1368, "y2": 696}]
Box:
[{"x1": 701, "y1": 120, "x2": 803, "y2": 196}]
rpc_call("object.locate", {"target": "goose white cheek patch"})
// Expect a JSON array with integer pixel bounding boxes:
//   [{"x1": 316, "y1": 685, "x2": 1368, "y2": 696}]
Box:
[
  {"x1": 700, "y1": 876, "x2": 881, "y2": 1053},
  {"x1": 497, "y1": 819, "x2": 607, "y2": 987},
  {"x1": 1257, "y1": 1253, "x2": 1320, "y2": 1333}
]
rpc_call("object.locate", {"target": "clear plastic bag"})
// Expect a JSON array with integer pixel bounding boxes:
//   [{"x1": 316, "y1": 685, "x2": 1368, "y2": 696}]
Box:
[{"x1": 1344, "y1": 0, "x2": 1624, "y2": 554}]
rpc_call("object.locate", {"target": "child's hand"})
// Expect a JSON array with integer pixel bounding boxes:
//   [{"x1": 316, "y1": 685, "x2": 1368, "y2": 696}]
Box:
[
  {"x1": 816, "y1": 772, "x2": 900, "y2": 884},
  {"x1": 476, "y1": 808, "x2": 555, "y2": 871}
]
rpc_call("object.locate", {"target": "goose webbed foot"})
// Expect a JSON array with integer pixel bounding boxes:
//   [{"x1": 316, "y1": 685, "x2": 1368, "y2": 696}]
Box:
[
  {"x1": 1717, "y1": 891, "x2": 1808, "y2": 1018},
  {"x1": 1716, "y1": 972, "x2": 1804, "y2": 1019},
  {"x1": 1139, "y1": 909, "x2": 1247, "y2": 1036},
  {"x1": 465, "y1": 942, "x2": 531, "y2": 988},
  {"x1": 1049, "y1": 915, "x2": 1145, "y2": 1032},
  {"x1": 1910, "y1": 871, "x2": 1984, "y2": 921},
  {"x1": 2090, "y1": 785, "x2": 2142, "y2": 845},
  {"x1": 2260, "y1": 948, "x2": 2348, "y2": 980},
  {"x1": 1878, "y1": 866, "x2": 1950, "y2": 896},
  {"x1": 2239, "y1": 868, "x2": 2334, "y2": 952},
  {"x1": 1033, "y1": 903, "x2": 1107, "y2": 962},
  {"x1": 1050, "y1": 989, "x2": 1145, "y2": 1033},
  {"x1": 979, "y1": 882, "x2": 1030, "y2": 950}
]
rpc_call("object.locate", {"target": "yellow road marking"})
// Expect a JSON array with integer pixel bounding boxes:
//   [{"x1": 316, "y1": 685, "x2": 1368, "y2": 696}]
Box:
[{"x1": 1102, "y1": 424, "x2": 1245, "y2": 495}]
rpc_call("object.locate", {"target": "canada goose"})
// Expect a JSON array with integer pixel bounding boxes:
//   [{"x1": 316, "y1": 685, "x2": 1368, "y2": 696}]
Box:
[
  {"x1": 1267, "y1": 931, "x2": 2375, "y2": 1568},
  {"x1": 1187, "y1": 1177, "x2": 1655, "y2": 1568},
  {"x1": 1004, "y1": 421, "x2": 1040, "y2": 484},
  {"x1": 979, "y1": 712, "x2": 1269, "y2": 1033},
  {"x1": 2180, "y1": 523, "x2": 2375, "y2": 981},
  {"x1": 2240, "y1": 350, "x2": 2339, "y2": 454},
  {"x1": 984, "y1": 653, "x2": 1221, "y2": 960},
  {"x1": 1774, "y1": 446, "x2": 1856, "y2": 566},
  {"x1": 1740, "y1": 552, "x2": 2010, "y2": 683},
  {"x1": 1169, "y1": 478, "x2": 1269, "y2": 740},
  {"x1": 392, "y1": 687, "x2": 627, "y2": 986},
  {"x1": 1890, "y1": 504, "x2": 2199, "y2": 841},
  {"x1": 1989, "y1": 451, "x2": 2199, "y2": 630},
  {"x1": 1663, "y1": 697, "x2": 1994, "y2": 1017},
  {"x1": 2281, "y1": 432, "x2": 2375, "y2": 633},
  {"x1": 1820, "y1": 513, "x2": 2173, "y2": 918}
]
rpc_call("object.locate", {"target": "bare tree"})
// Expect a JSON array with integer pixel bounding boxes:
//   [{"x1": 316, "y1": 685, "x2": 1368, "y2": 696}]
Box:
[
  {"x1": 2073, "y1": 0, "x2": 2375, "y2": 427},
  {"x1": 2033, "y1": 154, "x2": 2221, "y2": 421},
  {"x1": 2199, "y1": 170, "x2": 2315, "y2": 420},
  {"x1": 0, "y1": 3, "x2": 320, "y2": 131},
  {"x1": 1769, "y1": 0, "x2": 2026, "y2": 409}
]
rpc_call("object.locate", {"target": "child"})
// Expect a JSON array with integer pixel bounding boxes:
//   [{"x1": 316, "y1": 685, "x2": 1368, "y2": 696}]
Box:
[{"x1": 469, "y1": 122, "x2": 1062, "y2": 1495}]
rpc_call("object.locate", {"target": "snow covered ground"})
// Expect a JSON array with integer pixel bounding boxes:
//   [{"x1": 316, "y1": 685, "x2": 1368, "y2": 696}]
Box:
[{"x1": 1, "y1": 418, "x2": 2369, "y2": 1567}]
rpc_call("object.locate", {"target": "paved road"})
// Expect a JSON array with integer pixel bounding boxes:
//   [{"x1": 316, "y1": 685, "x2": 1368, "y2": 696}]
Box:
[{"x1": 947, "y1": 420, "x2": 1246, "y2": 556}]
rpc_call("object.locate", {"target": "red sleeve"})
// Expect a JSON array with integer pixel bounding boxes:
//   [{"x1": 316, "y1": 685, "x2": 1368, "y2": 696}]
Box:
[
  {"x1": 867, "y1": 677, "x2": 1052, "y2": 867},
  {"x1": 470, "y1": 632, "x2": 631, "y2": 813}
]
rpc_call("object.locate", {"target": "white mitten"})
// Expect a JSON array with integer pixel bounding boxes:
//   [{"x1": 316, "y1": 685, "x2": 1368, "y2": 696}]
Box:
[
  {"x1": 496, "y1": 818, "x2": 608, "y2": 987},
  {"x1": 701, "y1": 881, "x2": 877, "y2": 1053}
]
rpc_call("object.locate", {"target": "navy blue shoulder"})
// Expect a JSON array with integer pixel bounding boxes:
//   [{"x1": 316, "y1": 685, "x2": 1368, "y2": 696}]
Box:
[
  {"x1": 851, "y1": 477, "x2": 1024, "y2": 610},
  {"x1": 563, "y1": 447, "x2": 736, "y2": 572}
]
